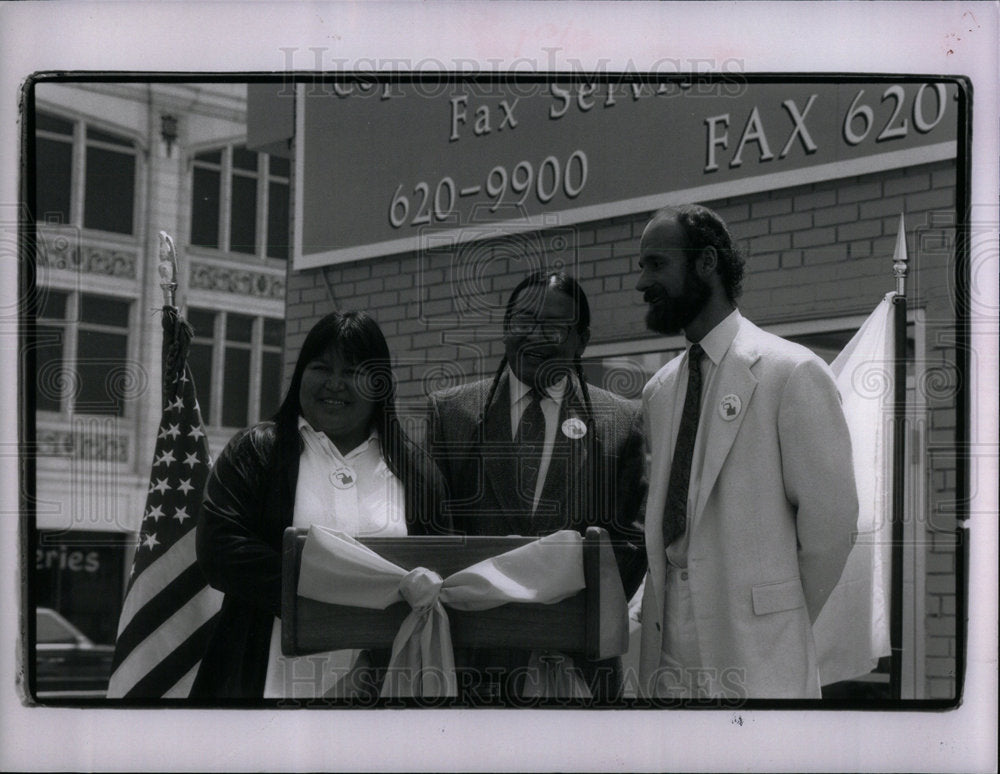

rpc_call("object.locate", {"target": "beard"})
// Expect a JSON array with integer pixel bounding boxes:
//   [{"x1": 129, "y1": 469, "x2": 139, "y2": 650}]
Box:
[{"x1": 644, "y1": 267, "x2": 712, "y2": 335}]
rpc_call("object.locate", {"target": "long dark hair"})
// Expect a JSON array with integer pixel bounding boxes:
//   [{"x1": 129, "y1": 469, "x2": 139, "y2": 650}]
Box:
[{"x1": 271, "y1": 311, "x2": 422, "y2": 497}]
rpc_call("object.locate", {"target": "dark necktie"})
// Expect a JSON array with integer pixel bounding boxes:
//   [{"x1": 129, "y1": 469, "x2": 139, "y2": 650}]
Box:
[
  {"x1": 663, "y1": 343, "x2": 704, "y2": 547},
  {"x1": 514, "y1": 388, "x2": 546, "y2": 511}
]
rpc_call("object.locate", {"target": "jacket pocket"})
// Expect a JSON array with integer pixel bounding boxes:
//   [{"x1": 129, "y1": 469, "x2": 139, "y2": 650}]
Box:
[{"x1": 751, "y1": 578, "x2": 806, "y2": 615}]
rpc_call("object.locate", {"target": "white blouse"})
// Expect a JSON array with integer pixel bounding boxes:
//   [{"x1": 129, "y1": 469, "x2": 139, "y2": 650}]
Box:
[{"x1": 263, "y1": 417, "x2": 406, "y2": 699}]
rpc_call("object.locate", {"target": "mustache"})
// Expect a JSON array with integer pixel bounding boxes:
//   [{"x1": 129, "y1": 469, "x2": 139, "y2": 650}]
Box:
[
  {"x1": 517, "y1": 343, "x2": 558, "y2": 358},
  {"x1": 643, "y1": 287, "x2": 668, "y2": 304}
]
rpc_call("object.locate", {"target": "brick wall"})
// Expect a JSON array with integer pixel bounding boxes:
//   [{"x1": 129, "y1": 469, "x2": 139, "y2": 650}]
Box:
[{"x1": 285, "y1": 158, "x2": 960, "y2": 699}]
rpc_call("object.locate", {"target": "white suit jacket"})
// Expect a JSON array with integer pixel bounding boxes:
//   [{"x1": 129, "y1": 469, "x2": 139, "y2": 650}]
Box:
[{"x1": 638, "y1": 316, "x2": 857, "y2": 699}]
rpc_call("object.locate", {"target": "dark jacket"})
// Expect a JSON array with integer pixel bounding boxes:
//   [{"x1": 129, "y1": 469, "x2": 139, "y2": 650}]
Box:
[
  {"x1": 191, "y1": 421, "x2": 448, "y2": 699},
  {"x1": 427, "y1": 373, "x2": 647, "y2": 701},
  {"x1": 427, "y1": 372, "x2": 647, "y2": 596}
]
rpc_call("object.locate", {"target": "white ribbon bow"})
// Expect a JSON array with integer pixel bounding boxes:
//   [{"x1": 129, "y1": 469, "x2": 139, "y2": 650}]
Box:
[{"x1": 296, "y1": 526, "x2": 590, "y2": 698}]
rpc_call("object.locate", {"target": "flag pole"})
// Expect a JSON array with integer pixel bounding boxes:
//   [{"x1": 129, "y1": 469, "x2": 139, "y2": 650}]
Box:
[
  {"x1": 157, "y1": 232, "x2": 180, "y2": 410},
  {"x1": 107, "y1": 231, "x2": 221, "y2": 699},
  {"x1": 890, "y1": 215, "x2": 908, "y2": 700}
]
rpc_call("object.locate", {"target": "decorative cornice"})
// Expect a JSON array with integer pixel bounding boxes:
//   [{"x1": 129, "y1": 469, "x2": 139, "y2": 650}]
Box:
[
  {"x1": 36, "y1": 236, "x2": 137, "y2": 279},
  {"x1": 188, "y1": 261, "x2": 285, "y2": 299},
  {"x1": 36, "y1": 429, "x2": 129, "y2": 462},
  {"x1": 41, "y1": 83, "x2": 247, "y2": 124}
]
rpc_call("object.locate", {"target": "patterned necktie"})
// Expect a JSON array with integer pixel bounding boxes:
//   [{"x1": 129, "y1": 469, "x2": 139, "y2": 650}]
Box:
[
  {"x1": 515, "y1": 388, "x2": 546, "y2": 511},
  {"x1": 663, "y1": 343, "x2": 704, "y2": 547}
]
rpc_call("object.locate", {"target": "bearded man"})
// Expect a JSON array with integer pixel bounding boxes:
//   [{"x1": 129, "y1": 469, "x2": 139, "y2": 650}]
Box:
[{"x1": 634, "y1": 204, "x2": 858, "y2": 699}]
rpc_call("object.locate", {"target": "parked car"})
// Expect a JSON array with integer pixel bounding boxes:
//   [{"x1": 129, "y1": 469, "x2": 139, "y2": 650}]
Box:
[{"x1": 35, "y1": 607, "x2": 114, "y2": 699}]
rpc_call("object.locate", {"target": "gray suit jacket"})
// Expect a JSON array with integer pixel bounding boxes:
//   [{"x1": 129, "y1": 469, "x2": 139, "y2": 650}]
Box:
[{"x1": 638, "y1": 316, "x2": 857, "y2": 698}]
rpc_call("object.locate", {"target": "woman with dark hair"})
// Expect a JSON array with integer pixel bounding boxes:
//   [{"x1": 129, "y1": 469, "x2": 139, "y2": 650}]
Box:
[{"x1": 192, "y1": 311, "x2": 448, "y2": 699}]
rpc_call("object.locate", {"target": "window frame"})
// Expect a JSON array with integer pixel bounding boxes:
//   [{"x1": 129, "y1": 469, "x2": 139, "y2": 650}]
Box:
[
  {"x1": 184, "y1": 306, "x2": 286, "y2": 431},
  {"x1": 33, "y1": 106, "x2": 143, "y2": 240},
  {"x1": 33, "y1": 287, "x2": 138, "y2": 420},
  {"x1": 186, "y1": 140, "x2": 290, "y2": 264}
]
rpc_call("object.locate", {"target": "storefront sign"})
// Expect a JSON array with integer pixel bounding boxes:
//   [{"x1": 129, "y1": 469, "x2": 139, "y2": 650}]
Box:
[
  {"x1": 35, "y1": 531, "x2": 127, "y2": 643},
  {"x1": 293, "y1": 80, "x2": 959, "y2": 268}
]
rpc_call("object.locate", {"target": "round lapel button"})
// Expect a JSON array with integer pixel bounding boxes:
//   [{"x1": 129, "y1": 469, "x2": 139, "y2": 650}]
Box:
[
  {"x1": 719, "y1": 394, "x2": 741, "y2": 421},
  {"x1": 561, "y1": 417, "x2": 587, "y2": 439},
  {"x1": 330, "y1": 466, "x2": 357, "y2": 489}
]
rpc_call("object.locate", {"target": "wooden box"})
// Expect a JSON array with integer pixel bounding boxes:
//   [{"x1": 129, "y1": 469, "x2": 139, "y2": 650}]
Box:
[{"x1": 281, "y1": 526, "x2": 628, "y2": 661}]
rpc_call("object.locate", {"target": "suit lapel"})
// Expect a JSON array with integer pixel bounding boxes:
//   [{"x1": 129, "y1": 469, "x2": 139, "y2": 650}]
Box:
[
  {"x1": 693, "y1": 330, "x2": 759, "y2": 523},
  {"x1": 645, "y1": 366, "x2": 681, "y2": 530},
  {"x1": 534, "y1": 380, "x2": 590, "y2": 534}
]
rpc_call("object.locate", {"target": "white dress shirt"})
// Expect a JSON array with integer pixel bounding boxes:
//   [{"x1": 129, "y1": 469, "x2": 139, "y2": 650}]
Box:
[
  {"x1": 263, "y1": 417, "x2": 406, "y2": 699},
  {"x1": 507, "y1": 368, "x2": 568, "y2": 512}
]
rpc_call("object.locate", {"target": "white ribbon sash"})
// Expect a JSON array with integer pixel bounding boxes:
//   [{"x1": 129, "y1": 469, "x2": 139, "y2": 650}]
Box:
[{"x1": 296, "y1": 526, "x2": 589, "y2": 697}]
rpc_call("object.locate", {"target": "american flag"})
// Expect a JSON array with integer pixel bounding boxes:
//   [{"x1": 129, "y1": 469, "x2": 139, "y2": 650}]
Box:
[{"x1": 106, "y1": 306, "x2": 222, "y2": 698}]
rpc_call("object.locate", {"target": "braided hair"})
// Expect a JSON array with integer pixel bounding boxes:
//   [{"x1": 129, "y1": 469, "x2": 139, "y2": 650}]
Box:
[
  {"x1": 472, "y1": 271, "x2": 600, "y2": 528},
  {"x1": 480, "y1": 270, "x2": 595, "y2": 421}
]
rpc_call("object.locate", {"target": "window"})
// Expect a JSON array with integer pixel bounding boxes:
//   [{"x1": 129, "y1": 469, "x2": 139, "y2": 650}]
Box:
[
  {"x1": 35, "y1": 531, "x2": 128, "y2": 645},
  {"x1": 84, "y1": 128, "x2": 137, "y2": 234},
  {"x1": 266, "y1": 156, "x2": 290, "y2": 260},
  {"x1": 35, "y1": 113, "x2": 74, "y2": 226},
  {"x1": 35, "y1": 289, "x2": 133, "y2": 417},
  {"x1": 186, "y1": 308, "x2": 285, "y2": 428},
  {"x1": 34, "y1": 111, "x2": 137, "y2": 235},
  {"x1": 189, "y1": 145, "x2": 290, "y2": 260}
]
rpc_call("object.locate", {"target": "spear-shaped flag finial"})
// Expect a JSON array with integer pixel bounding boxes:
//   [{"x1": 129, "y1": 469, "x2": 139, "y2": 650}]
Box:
[{"x1": 891, "y1": 214, "x2": 908, "y2": 297}]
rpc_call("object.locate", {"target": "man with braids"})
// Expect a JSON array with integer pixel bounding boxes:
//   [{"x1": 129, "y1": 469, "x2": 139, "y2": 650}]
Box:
[
  {"x1": 427, "y1": 270, "x2": 647, "y2": 703},
  {"x1": 634, "y1": 205, "x2": 857, "y2": 699}
]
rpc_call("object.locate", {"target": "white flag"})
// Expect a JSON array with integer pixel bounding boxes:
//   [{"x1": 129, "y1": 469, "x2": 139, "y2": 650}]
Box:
[{"x1": 814, "y1": 292, "x2": 896, "y2": 684}]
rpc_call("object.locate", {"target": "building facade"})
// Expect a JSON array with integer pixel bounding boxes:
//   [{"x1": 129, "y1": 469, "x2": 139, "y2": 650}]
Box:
[{"x1": 31, "y1": 83, "x2": 287, "y2": 653}]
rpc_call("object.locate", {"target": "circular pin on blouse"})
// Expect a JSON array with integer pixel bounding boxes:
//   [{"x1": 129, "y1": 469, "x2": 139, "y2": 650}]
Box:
[
  {"x1": 719, "y1": 394, "x2": 741, "y2": 421},
  {"x1": 330, "y1": 466, "x2": 356, "y2": 489},
  {"x1": 561, "y1": 417, "x2": 588, "y2": 439}
]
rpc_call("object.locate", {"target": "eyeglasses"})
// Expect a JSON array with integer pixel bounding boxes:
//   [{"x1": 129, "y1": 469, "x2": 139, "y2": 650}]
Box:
[{"x1": 507, "y1": 314, "x2": 575, "y2": 343}]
